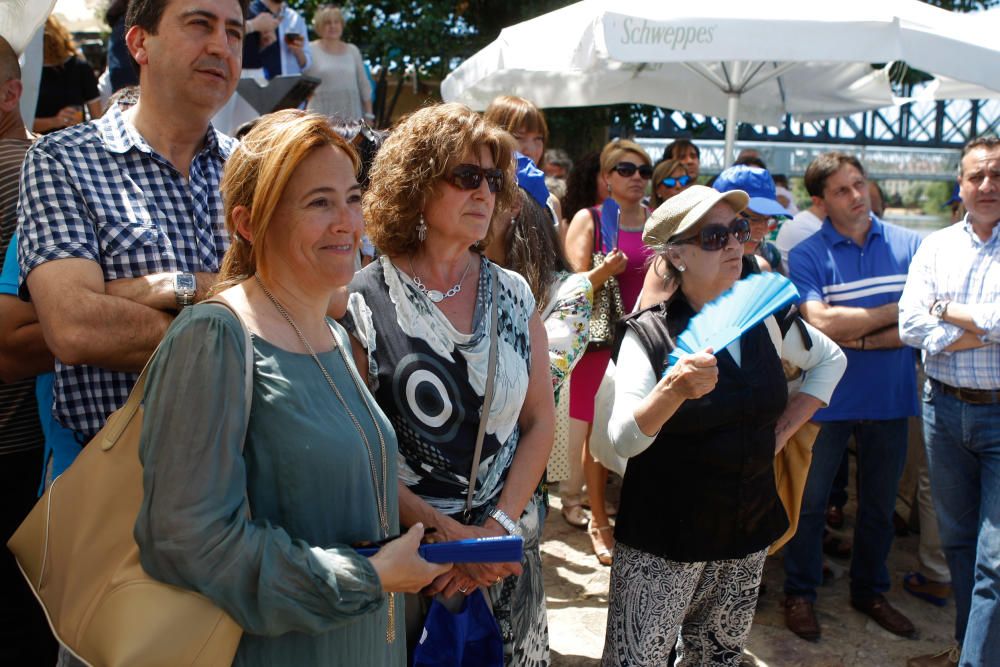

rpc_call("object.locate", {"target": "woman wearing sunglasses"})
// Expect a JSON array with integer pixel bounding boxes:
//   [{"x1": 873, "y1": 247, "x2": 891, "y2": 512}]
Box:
[
  {"x1": 564, "y1": 139, "x2": 654, "y2": 566},
  {"x1": 650, "y1": 158, "x2": 692, "y2": 209},
  {"x1": 342, "y1": 103, "x2": 555, "y2": 665},
  {"x1": 601, "y1": 186, "x2": 845, "y2": 666}
]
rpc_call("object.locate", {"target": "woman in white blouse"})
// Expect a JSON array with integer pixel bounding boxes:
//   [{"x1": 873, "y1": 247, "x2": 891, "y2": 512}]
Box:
[
  {"x1": 306, "y1": 6, "x2": 373, "y2": 122},
  {"x1": 601, "y1": 185, "x2": 846, "y2": 667}
]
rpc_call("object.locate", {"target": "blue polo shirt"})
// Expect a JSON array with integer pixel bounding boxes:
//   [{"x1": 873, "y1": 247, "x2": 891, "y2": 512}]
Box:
[{"x1": 789, "y1": 215, "x2": 921, "y2": 421}]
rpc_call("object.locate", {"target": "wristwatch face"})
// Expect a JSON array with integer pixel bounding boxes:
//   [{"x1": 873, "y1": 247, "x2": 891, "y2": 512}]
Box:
[
  {"x1": 176, "y1": 273, "x2": 196, "y2": 293},
  {"x1": 932, "y1": 300, "x2": 947, "y2": 317},
  {"x1": 175, "y1": 273, "x2": 196, "y2": 305}
]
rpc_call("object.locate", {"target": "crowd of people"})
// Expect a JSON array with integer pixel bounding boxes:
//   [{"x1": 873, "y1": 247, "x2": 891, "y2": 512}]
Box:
[{"x1": 0, "y1": 2, "x2": 997, "y2": 667}]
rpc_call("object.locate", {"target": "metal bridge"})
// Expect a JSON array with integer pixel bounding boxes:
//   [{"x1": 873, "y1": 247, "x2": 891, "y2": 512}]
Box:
[{"x1": 632, "y1": 97, "x2": 1000, "y2": 180}]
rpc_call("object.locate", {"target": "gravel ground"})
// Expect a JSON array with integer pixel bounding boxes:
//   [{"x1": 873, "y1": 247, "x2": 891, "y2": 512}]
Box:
[{"x1": 542, "y1": 481, "x2": 954, "y2": 667}]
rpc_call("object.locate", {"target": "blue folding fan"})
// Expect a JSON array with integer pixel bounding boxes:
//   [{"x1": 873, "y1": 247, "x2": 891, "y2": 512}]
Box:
[
  {"x1": 599, "y1": 197, "x2": 620, "y2": 251},
  {"x1": 666, "y1": 272, "x2": 800, "y2": 368}
]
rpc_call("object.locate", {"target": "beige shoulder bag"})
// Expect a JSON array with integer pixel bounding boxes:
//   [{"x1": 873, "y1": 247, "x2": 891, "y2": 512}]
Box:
[{"x1": 7, "y1": 300, "x2": 253, "y2": 666}]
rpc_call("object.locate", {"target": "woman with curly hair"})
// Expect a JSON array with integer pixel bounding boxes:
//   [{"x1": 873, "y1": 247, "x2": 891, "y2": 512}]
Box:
[{"x1": 342, "y1": 103, "x2": 555, "y2": 665}]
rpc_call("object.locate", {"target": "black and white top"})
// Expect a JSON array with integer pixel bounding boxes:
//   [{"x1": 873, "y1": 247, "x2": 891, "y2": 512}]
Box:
[{"x1": 344, "y1": 255, "x2": 535, "y2": 516}]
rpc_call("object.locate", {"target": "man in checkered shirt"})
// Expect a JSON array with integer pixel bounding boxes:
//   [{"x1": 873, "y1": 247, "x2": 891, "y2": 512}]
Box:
[
  {"x1": 16, "y1": 0, "x2": 249, "y2": 443},
  {"x1": 900, "y1": 136, "x2": 1000, "y2": 667}
]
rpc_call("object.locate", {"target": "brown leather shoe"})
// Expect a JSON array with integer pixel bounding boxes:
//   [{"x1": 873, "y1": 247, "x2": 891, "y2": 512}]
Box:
[
  {"x1": 907, "y1": 645, "x2": 960, "y2": 667},
  {"x1": 851, "y1": 594, "x2": 918, "y2": 638},
  {"x1": 784, "y1": 596, "x2": 821, "y2": 641}
]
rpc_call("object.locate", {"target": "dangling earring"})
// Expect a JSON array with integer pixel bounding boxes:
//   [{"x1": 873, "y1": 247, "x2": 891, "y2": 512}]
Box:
[
  {"x1": 417, "y1": 214, "x2": 428, "y2": 242},
  {"x1": 606, "y1": 182, "x2": 612, "y2": 196}
]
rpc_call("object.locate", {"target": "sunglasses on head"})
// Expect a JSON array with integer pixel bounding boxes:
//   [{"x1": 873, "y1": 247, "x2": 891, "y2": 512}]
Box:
[
  {"x1": 446, "y1": 164, "x2": 504, "y2": 193},
  {"x1": 611, "y1": 161, "x2": 653, "y2": 179},
  {"x1": 660, "y1": 175, "x2": 692, "y2": 188},
  {"x1": 673, "y1": 216, "x2": 751, "y2": 251}
]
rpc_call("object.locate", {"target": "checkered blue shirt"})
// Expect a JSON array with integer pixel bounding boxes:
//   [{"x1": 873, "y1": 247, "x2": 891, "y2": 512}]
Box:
[
  {"x1": 899, "y1": 217, "x2": 1000, "y2": 390},
  {"x1": 17, "y1": 104, "x2": 236, "y2": 438}
]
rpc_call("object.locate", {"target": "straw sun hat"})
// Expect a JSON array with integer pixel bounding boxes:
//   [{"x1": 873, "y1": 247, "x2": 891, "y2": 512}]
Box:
[{"x1": 643, "y1": 185, "x2": 749, "y2": 247}]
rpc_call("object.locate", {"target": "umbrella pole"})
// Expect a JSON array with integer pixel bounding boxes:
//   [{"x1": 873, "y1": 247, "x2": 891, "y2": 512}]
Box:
[{"x1": 724, "y1": 92, "x2": 739, "y2": 167}]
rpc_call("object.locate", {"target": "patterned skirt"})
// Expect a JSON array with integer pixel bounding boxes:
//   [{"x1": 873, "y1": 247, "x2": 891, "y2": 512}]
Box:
[{"x1": 602, "y1": 542, "x2": 767, "y2": 667}]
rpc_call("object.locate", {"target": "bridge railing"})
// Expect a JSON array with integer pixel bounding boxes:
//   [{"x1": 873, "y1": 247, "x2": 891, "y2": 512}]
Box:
[{"x1": 631, "y1": 97, "x2": 998, "y2": 180}]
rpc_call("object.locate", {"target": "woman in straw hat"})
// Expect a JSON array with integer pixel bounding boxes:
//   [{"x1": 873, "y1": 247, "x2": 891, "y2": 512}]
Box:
[{"x1": 601, "y1": 185, "x2": 845, "y2": 666}]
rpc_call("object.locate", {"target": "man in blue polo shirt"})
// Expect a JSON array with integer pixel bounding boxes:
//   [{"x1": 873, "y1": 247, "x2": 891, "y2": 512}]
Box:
[{"x1": 782, "y1": 152, "x2": 922, "y2": 642}]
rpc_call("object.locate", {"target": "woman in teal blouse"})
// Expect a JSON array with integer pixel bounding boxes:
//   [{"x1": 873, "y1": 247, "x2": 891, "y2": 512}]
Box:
[{"x1": 134, "y1": 111, "x2": 448, "y2": 666}]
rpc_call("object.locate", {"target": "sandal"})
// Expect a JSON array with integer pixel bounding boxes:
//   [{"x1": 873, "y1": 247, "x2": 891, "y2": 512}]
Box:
[
  {"x1": 581, "y1": 499, "x2": 618, "y2": 517},
  {"x1": 561, "y1": 499, "x2": 589, "y2": 529},
  {"x1": 588, "y1": 521, "x2": 614, "y2": 566}
]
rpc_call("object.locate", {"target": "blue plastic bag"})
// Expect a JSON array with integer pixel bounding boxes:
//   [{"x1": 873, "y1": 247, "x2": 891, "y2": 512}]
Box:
[{"x1": 411, "y1": 589, "x2": 503, "y2": 667}]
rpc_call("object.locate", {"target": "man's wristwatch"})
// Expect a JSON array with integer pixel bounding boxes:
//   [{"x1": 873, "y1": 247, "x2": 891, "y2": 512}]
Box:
[
  {"x1": 930, "y1": 299, "x2": 950, "y2": 319},
  {"x1": 174, "y1": 272, "x2": 196, "y2": 308},
  {"x1": 488, "y1": 508, "x2": 522, "y2": 537}
]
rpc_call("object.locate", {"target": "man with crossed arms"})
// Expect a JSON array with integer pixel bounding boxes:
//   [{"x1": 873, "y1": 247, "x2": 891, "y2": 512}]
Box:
[
  {"x1": 782, "y1": 152, "x2": 922, "y2": 642},
  {"x1": 16, "y1": 0, "x2": 245, "y2": 448},
  {"x1": 900, "y1": 136, "x2": 1000, "y2": 667}
]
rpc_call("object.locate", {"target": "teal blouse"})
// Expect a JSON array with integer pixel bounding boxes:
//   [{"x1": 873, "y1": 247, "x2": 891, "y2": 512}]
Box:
[{"x1": 135, "y1": 304, "x2": 404, "y2": 666}]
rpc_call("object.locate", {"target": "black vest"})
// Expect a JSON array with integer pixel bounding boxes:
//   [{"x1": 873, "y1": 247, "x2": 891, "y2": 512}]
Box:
[{"x1": 611, "y1": 292, "x2": 790, "y2": 562}]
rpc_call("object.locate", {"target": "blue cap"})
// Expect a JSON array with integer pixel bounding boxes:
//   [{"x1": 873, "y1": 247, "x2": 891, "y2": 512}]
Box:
[
  {"x1": 713, "y1": 165, "x2": 791, "y2": 218},
  {"x1": 944, "y1": 183, "x2": 961, "y2": 207},
  {"x1": 515, "y1": 152, "x2": 549, "y2": 209}
]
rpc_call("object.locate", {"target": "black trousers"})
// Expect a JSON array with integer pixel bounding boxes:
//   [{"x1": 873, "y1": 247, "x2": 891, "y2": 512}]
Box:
[{"x1": 0, "y1": 447, "x2": 58, "y2": 665}]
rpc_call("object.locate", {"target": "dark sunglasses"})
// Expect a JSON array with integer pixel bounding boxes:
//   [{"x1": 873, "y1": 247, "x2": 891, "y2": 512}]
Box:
[
  {"x1": 446, "y1": 164, "x2": 504, "y2": 193},
  {"x1": 611, "y1": 161, "x2": 653, "y2": 179},
  {"x1": 673, "y1": 217, "x2": 751, "y2": 251},
  {"x1": 660, "y1": 175, "x2": 692, "y2": 188}
]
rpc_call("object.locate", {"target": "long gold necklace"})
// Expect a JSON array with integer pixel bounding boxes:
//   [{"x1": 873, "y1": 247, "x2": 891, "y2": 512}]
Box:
[{"x1": 254, "y1": 275, "x2": 395, "y2": 643}]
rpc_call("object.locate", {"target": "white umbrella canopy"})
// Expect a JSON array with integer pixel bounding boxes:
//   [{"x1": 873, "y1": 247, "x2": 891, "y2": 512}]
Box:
[
  {"x1": 442, "y1": 0, "x2": 1000, "y2": 161},
  {"x1": 0, "y1": 0, "x2": 56, "y2": 54},
  {"x1": 908, "y1": 7, "x2": 1000, "y2": 101}
]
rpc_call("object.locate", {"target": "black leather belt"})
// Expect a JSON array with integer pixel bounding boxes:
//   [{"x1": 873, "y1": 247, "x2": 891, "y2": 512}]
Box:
[{"x1": 930, "y1": 378, "x2": 1000, "y2": 405}]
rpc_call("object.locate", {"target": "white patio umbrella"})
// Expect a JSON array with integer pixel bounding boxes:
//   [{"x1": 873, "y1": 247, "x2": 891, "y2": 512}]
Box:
[
  {"x1": 909, "y1": 7, "x2": 1000, "y2": 101},
  {"x1": 442, "y1": 0, "x2": 1000, "y2": 161},
  {"x1": 0, "y1": 0, "x2": 56, "y2": 54}
]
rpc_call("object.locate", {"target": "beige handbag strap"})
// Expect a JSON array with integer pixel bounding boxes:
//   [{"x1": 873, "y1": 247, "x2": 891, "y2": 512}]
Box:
[
  {"x1": 99, "y1": 299, "x2": 254, "y2": 451},
  {"x1": 463, "y1": 264, "x2": 500, "y2": 523}
]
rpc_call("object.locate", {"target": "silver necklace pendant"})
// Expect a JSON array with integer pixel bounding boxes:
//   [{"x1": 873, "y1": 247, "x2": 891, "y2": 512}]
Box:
[{"x1": 409, "y1": 256, "x2": 473, "y2": 304}]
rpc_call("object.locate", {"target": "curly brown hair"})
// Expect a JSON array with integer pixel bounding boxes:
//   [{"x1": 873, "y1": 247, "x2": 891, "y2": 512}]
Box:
[{"x1": 364, "y1": 103, "x2": 518, "y2": 257}]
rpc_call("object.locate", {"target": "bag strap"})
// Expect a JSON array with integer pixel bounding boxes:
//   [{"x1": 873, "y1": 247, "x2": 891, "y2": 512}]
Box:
[
  {"x1": 100, "y1": 298, "x2": 254, "y2": 452},
  {"x1": 464, "y1": 264, "x2": 500, "y2": 523},
  {"x1": 589, "y1": 207, "x2": 602, "y2": 253}
]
